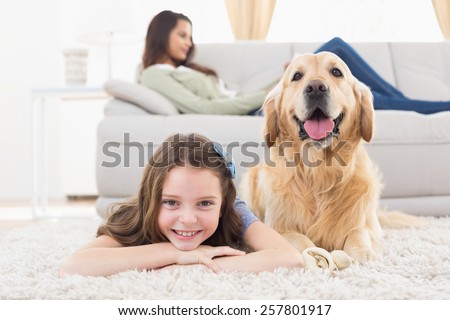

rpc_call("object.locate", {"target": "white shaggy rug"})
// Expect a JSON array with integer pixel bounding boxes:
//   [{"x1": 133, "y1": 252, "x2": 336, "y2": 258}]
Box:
[{"x1": 1, "y1": 216, "x2": 449, "y2": 300}]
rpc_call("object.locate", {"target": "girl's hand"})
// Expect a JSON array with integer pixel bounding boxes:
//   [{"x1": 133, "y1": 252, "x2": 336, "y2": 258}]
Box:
[{"x1": 176, "y1": 245, "x2": 246, "y2": 273}]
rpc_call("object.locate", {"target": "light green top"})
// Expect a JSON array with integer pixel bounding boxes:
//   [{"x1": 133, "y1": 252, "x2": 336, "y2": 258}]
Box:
[{"x1": 140, "y1": 65, "x2": 266, "y2": 115}]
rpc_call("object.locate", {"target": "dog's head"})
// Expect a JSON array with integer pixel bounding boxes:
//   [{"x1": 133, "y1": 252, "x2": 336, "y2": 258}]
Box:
[{"x1": 264, "y1": 52, "x2": 374, "y2": 150}]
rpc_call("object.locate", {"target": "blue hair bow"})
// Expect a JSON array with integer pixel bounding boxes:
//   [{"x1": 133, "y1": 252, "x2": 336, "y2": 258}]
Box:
[{"x1": 212, "y1": 142, "x2": 236, "y2": 179}]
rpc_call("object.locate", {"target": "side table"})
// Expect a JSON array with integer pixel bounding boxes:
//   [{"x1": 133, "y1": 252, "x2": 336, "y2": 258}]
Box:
[{"x1": 30, "y1": 86, "x2": 108, "y2": 219}]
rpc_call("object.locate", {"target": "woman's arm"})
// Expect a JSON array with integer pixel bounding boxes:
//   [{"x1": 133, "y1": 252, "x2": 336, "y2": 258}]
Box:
[
  {"x1": 59, "y1": 235, "x2": 245, "y2": 277},
  {"x1": 213, "y1": 221, "x2": 305, "y2": 272}
]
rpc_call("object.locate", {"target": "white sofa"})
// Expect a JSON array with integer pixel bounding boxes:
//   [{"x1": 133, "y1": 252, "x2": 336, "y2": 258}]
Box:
[{"x1": 96, "y1": 41, "x2": 450, "y2": 218}]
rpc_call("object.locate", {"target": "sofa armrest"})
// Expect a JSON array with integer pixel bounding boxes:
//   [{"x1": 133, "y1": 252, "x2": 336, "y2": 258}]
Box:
[
  {"x1": 104, "y1": 79, "x2": 179, "y2": 115},
  {"x1": 104, "y1": 98, "x2": 150, "y2": 116}
]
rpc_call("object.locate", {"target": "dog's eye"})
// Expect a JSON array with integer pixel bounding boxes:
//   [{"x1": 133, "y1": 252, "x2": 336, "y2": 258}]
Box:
[
  {"x1": 331, "y1": 68, "x2": 343, "y2": 77},
  {"x1": 292, "y1": 72, "x2": 303, "y2": 81}
]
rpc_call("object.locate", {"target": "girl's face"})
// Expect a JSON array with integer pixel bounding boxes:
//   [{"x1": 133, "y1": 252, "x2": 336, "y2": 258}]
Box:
[
  {"x1": 166, "y1": 19, "x2": 192, "y2": 65},
  {"x1": 158, "y1": 166, "x2": 222, "y2": 251}
]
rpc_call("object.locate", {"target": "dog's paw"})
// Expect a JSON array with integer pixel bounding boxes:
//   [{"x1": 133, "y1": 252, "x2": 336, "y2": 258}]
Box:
[
  {"x1": 349, "y1": 248, "x2": 378, "y2": 263},
  {"x1": 302, "y1": 247, "x2": 337, "y2": 273},
  {"x1": 330, "y1": 250, "x2": 354, "y2": 270}
]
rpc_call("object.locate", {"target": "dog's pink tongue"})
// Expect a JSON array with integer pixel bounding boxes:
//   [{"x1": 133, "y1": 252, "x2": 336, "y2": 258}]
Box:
[{"x1": 304, "y1": 118, "x2": 334, "y2": 140}]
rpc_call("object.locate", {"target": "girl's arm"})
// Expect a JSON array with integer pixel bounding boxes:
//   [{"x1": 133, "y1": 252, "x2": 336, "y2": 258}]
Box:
[
  {"x1": 213, "y1": 221, "x2": 305, "y2": 272},
  {"x1": 59, "y1": 235, "x2": 245, "y2": 277}
]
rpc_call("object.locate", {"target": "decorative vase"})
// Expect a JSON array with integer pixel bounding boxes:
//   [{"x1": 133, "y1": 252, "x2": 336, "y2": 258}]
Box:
[{"x1": 63, "y1": 48, "x2": 88, "y2": 86}]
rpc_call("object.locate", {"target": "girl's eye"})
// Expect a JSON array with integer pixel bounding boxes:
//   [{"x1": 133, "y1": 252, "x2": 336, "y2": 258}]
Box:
[
  {"x1": 198, "y1": 200, "x2": 212, "y2": 207},
  {"x1": 332, "y1": 68, "x2": 343, "y2": 77},
  {"x1": 163, "y1": 200, "x2": 177, "y2": 206},
  {"x1": 292, "y1": 72, "x2": 303, "y2": 81}
]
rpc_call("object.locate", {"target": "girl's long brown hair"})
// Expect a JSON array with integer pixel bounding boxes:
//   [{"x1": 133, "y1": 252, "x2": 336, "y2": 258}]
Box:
[
  {"x1": 97, "y1": 133, "x2": 243, "y2": 248},
  {"x1": 142, "y1": 10, "x2": 217, "y2": 77}
]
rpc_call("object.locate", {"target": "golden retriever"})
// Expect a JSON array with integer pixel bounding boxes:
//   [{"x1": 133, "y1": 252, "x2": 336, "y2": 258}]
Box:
[{"x1": 240, "y1": 52, "x2": 422, "y2": 266}]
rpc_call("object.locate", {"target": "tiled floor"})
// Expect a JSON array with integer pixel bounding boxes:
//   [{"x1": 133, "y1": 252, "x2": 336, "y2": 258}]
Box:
[{"x1": 0, "y1": 196, "x2": 98, "y2": 232}]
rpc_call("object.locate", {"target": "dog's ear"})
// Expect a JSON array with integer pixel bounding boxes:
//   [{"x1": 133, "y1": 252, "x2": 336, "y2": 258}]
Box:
[
  {"x1": 263, "y1": 84, "x2": 281, "y2": 147},
  {"x1": 263, "y1": 96, "x2": 279, "y2": 147},
  {"x1": 356, "y1": 81, "x2": 374, "y2": 142}
]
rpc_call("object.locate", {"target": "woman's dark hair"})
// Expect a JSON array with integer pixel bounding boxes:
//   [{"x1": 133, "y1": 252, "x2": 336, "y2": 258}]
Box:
[{"x1": 142, "y1": 10, "x2": 217, "y2": 77}]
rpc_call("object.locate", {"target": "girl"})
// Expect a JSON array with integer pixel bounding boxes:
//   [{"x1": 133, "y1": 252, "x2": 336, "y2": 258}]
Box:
[{"x1": 59, "y1": 133, "x2": 304, "y2": 276}]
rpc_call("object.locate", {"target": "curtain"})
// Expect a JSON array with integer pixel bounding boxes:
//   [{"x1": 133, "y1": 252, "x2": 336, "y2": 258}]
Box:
[
  {"x1": 224, "y1": 0, "x2": 277, "y2": 40},
  {"x1": 432, "y1": 0, "x2": 450, "y2": 39}
]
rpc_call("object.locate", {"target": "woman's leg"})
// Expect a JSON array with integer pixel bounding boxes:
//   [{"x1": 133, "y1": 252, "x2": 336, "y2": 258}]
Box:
[
  {"x1": 247, "y1": 106, "x2": 264, "y2": 116},
  {"x1": 373, "y1": 92, "x2": 450, "y2": 114},
  {"x1": 315, "y1": 37, "x2": 405, "y2": 98}
]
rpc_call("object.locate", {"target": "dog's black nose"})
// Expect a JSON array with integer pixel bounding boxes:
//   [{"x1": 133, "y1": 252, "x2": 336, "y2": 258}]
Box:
[{"x1": 305, "y1": 80, "x2": 328, "y2": 95}]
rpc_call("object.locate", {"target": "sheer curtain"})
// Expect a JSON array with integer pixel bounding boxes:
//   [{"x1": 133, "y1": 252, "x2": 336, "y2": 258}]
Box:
[
  {"x1": 224, "y1": 0, "x2": 277, "y2": 40},
  {"x1": 432, "y1": 0, "x2": 450, "y2": 39}
]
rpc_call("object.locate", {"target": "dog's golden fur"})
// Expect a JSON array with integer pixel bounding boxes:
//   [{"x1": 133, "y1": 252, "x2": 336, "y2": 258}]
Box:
[{"x1": 240, "y1": 52, "x2": 421, "y2": 262}]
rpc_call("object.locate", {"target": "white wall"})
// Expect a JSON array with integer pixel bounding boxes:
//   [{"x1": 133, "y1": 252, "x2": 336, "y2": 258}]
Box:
[
  {"x1": 0, "y1": 0, "x2": 61, "y2": 202},
  {"x1": 0, "y1": 0, "x2": 443, "y2": 203}
]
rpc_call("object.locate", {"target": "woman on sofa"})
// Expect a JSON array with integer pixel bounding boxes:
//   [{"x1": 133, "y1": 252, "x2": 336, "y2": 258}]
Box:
[
  {"x1": 315, "y1": 37, "x2": 450, "y2": 114},
  {"x1": 140, "y1": 10, "x2": 268, "y2": 115},
  {"x1": 140, "y1": 10, "x2": 450, "y2": 115}
]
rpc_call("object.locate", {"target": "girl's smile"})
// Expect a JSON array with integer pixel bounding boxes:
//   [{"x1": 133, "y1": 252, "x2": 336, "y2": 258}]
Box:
[
  {"x1": 172, "y1": 229, "x2": 202, "y2": 238},
  {"x1": 173, "y1": 230, "x2": 201, "y2": 238}
]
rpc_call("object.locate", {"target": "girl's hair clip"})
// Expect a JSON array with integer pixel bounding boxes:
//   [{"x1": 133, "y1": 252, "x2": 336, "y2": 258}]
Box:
[{"x1": 212, "y1": 142, "x2": 236, "y2": 179}]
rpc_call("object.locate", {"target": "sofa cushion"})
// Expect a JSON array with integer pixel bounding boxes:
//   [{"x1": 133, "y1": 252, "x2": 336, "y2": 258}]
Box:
[
  {"x1": 195, "y1": 42, "x2": 291, "y2": 93},
  {"x1": 390, "y1": 42, "x2": 450, "y2": 101},
  {"x1": 372, "y1": 110, "x2": 450, "y2": 143},
  {"x1": 366, "y1": 110, "x2": 450, "y2": 199},
  {"x1": 104, "y1": 79, "x2": 179, "y2": 115}
]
